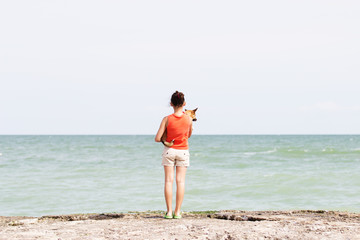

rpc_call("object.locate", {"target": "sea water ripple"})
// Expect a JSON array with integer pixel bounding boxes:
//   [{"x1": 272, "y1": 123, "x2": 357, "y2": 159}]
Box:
[{"x1": 0, "y1": 135, "x2": 359, "y2": 216}]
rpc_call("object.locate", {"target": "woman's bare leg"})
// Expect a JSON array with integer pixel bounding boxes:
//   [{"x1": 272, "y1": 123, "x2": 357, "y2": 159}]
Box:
[
  {"x1": 164, "y1": 166, "x2": 174, "y2": 216},
  {"x1": 174, "y1": 166, "x2": 187, "y2": 216}
]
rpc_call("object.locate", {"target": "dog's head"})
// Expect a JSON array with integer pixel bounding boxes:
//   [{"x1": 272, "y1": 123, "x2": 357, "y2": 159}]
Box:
[{"x1": 185, "y1": 108, "x2": 198, "y2": 121}]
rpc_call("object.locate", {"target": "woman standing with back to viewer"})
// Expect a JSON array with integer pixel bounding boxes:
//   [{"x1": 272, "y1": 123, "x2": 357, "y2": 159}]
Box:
[{"x1": 155, "y1": 91, "x2": 193, "y2": 219}]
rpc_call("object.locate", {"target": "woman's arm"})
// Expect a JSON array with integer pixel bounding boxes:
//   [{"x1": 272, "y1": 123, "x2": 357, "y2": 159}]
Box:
[
  {"x1": 155, "y1": 117, "x2": 167, "y2": 142},
  {"x1": 188, "y1": 116, "x2": 193, "y2": 138}
]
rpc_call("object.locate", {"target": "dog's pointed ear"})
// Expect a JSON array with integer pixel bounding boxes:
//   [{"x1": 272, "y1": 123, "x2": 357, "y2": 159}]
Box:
[{"x1": 194, "y1": 108, "x2": 198, "y2": 112}]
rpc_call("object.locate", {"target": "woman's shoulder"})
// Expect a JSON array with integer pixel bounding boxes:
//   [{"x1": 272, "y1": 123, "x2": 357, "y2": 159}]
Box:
[{"x1": 161, "y1": 116, "x2": 169, "y2": 123}]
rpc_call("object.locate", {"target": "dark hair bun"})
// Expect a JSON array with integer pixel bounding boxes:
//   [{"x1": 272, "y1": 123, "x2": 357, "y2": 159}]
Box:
[{"x1": 171, "y1": 91, "x2": 185, "y2": 107}]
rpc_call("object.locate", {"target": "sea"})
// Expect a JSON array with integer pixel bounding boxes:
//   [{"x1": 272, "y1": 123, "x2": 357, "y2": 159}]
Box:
[{"x1": 0, "y1": 135, "x2": 359, "y2": 217}]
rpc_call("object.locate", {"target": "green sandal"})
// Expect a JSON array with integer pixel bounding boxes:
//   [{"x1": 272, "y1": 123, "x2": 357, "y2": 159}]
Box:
[
  {"x1": 173, "y1": 213, "x2": 182, "y2": 219},
  {"x1": 164, "y1": 212, "x2": 172, "y2": 219}
]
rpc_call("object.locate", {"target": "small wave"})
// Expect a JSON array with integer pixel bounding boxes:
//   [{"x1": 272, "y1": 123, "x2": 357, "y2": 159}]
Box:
[
  {"x1": 263, "y1": 174, "x2": 274, "y2": 177},
  {"x1": 262, "y1": 148, "x2": 277, "y2": 154},
  {"x1": 0, "y1": 153, "x2": 2, "y2": 156},
  {"x1": 243, "y1": 148, "x2": 277, "y2": 156},
  {"x1": 322, "y1": 148, "x2": 334, "y2": 152},
  {"x1": 353, "y1": 148, "x2": 360, "y2": 152},
  {"x1": 243, "y1": 152, "x2": 257, "y2": 156},
  {"x1": 285, "y1": 149, "x2": 309, "y2": 153}
]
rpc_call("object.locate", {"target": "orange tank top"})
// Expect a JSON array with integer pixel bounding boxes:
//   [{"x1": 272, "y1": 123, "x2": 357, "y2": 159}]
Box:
[{"x1": 166, "y1": 113, "x2": 191, "y2": 150}]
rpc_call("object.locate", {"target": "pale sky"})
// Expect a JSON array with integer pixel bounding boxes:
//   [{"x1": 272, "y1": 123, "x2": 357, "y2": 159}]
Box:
[{"x1": 1, "y1": 1, "x2": 359, "y2": 134}]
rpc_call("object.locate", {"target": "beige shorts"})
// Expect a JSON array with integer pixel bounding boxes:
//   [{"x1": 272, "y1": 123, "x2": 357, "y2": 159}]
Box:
[{"x1": 162, "y1": 147, "x2": 190, "y2": 167}]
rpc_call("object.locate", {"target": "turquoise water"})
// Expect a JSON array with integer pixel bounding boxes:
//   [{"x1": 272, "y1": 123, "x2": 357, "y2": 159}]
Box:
[{"x1": 0, "y1": 135, "x2": 359, "y2": 216}]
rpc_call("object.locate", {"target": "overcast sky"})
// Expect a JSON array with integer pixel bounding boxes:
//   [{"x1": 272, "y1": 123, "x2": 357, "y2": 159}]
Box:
[{"x1": 1, "y1": 1, "x2": 359, "y2": 134}]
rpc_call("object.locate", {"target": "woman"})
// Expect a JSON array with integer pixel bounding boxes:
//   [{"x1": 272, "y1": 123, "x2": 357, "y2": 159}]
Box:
[{"x1": 155, "y1": 91, "x2": 193, "y2": 219}]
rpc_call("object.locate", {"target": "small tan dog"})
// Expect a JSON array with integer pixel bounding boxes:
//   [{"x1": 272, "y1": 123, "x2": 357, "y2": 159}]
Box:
[{"x1": 162, "y1": 108, "x2": 198, "y2": 147}]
